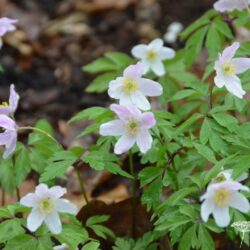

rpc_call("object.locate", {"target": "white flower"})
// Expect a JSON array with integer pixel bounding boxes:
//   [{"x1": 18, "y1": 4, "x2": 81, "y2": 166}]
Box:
[
  {"x1": 201, "y1": 181, "x2": 250, "y2": 227},
  {"x1": 108, "y1": 62, "x2": 162, "y2": 111},
  {"x1": 53, "y1": 243, "x2": 76, "y2": 250},
  {"x1": 20, "y1": 184, "x2": 78, "y2": 234},
  {"x1": 164, "y1": 22, "x2": 183, "y2": 43},
  {"x1": 214, "y1": 42, "x2": 250, "y2": 99},
  {"x1": 131, "y1": 38, "x2": 175, "y2": 76},
  {"x1": 214, "y1": 0, "x2": 249, "y2": 12}
]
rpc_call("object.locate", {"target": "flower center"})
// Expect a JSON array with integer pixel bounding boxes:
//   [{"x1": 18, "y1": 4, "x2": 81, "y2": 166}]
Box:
[
  {"x1": 122, "y1": 78, "x2": 139, "y2": 94},
  {"x1": 146, "y1": 50, "x2": 157, "y2": 62},
  {"x1": 214, "y1": 174, "x2": 226, "y2": 183},
  {"x1": 222, "y1": 62, "x2": 235, "y2": 77},
  {"x1": 213, "y1": 188, "x2": 231, "y2": 207},
  {"x1": 126, "y1": 120, "x2": 139, "y2": 136},
  {"x1": 39, "y1": 198, "x2": 55, "y2": 215},
  {"x1": 0, "y1": 102, "x2": 8, "y2": 107}
]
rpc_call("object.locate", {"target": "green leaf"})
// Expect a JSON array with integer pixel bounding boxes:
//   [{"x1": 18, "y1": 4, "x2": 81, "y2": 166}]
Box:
[
  {"x1": 0, "y1": 219, "x2": 25, "y2": 243},
  {"x1": 83, "y1": 57, "x2": 117, "y2": 73},
  {"x1": 90, "y1": 224, "x2": 115, "y2": 239},
  {"x1": 4, "y1": 235, "x2": 37, "y2": 250},
  {"x1": 86, "y1": 215, "x2": 110, "y2": 226},
  {"x1": 168, "y1": 90, "x2": 197, "y2": 102},
  {"x1": 200, "y1": 118, "x2": 212, "y2": 144},
  {"x1": 82, "y1": 242, "x2": 100, "y2": 250},
  {"x1": 139, "y1": 167, "x2": 162, "y2": 186},
  {"x1": 178, "y1": 225, "x2": 197, "y2": 250},
  {"x1": 198, "y1": 224, "x2": 215, "y2": 250},
  {"x1": 105, "y1": 52, "x2": 133, "y2": 67},
  {"x1": 194, "y1": 143, "x2": 217, "y2": 163},
  {"x1": 40, "y1": 150, "x2": 78, "y2": 182},
  {"x1": 214, "y1": 17, "x2": 233, "y2": 39},
  {"x1": 211, "y1": 113, "x2": 238, "y2": 132}
]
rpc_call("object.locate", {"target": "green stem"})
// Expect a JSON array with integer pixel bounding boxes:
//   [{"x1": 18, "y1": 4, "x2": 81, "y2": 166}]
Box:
[
  {"x1": 75, "y1": 167, "x2": 89, "y2": 207},
  {"x1": 129, "y1": 151, "x2": 136, "y2": 239},
  {"x1": 208, "y1": 82, "x2": 214, "y2": 111},
  {"x1": 18, "y1": 126, "x2": 61, "y2": 147},
  {"x1": 16, "y1": 187, "x2": 20, "y2": 202}
]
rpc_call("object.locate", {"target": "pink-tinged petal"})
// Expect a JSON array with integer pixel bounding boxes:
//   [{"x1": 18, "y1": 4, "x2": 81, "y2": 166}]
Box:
[
  {"x1": 35, "y1": 183, "x2": 49, "y2": 198},
  {"x1": 131, "y1": 45, "x2": 147, "y2": 59},
  {"x1": 232, "y1": 58, "x2": 250, "y2": 74},
  {"x1": 212, "y1": 206, "x2": 230, "y2": 227},
  {"x1": 0, "y1": 115, "x2": 16, "y2": 130},
  {"x1": 151, "y1": 61, "x2": 165, "y2": 76},
  {"x1": 0, "y1": 18, "x2": 18, "y2": 24},
  {"x1": 123, "y1": 63, "x2": 143, "y2": 79},
  {"x1": 49, "y1": 186, "x2": 67, "y2": 199},
  {"x1": 44, "y1": 212, "x2": 62, "y2": 235},
  {"x1": 108, "y1": 78, "x2": 123, "y2": 99},
  {"x1": 136, "y1": 129, "x2": 153, "y2": 153},
  {"x1": 2, "y1": 130, "x2": 17, "y2": 159},
  {"x1": 139, "y1": 78, "x2": 163, "y2": 96},
  {"x1": 201, "y1": 200, "x2": 215, "y2": 222},
  {"x1": 148, "y1": 38, "x2": 164, "y2": 50},
  {"x1": 0, "y1": 131, "x2": 12, "y2": 146},
  {"x1": 100, "y1": 120, "x2": 125, "y2": 136},
  {"x1": 114, "y1": 135, "x2": 135, "y2": 154},
  {"x1": 55, "y1": 199, "x2": 78, "y2": 215},
  {"x1": 214, "y1": 0, "x2": 245, "y2": 12},
  {"x1": 20, "y1": 193, "x2": 39, "y2": 208},
  {"x1": 224, "y1": 76, "x2": 246, "y2": 99},
  {"x1": 159, "y1": 47, "x2": 176, "y2": 60},
  {"x1": 141, "y1": 112, "x2": 156, "y2": 129},
  {"x1": 229, "y1": 192, "x2": 250, "y2": 213},
  {"x1": 126, "y1": 105, "x2": 142, "y2": 118},
  {"x1": 110, "y1": 104, "x2": 131, "y2": 120},
  {"x1": 214, "y1": 72, "x2": 226, "y2": 88},
  {"x1": 27, "y1": 208, "x2": 45, "y2": 232},
  {"x1": 130, "y1": 92, "x2": 151, "y2": 111},
  {"x1": 9, "y1": 84, "x2": 19, "y2": 114},
  {"x1": 221, "y1": 42, "x2": 240, "y2": 61}
]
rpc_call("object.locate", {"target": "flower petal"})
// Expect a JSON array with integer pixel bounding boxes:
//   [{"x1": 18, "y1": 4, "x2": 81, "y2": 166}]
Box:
[
  {"x1": 214, "y1": 72, "x2": 226, "y2": 88},
  {"x1": 224, "y1": 76, "x2": 246, "y2": 99},
  {"x1": 100, "y1": 120, "x2": 125, "y2": 136},
  {"x1": 27, "y1": 208, "x2": 45, "y2": 232},
  {"x1": 232, "y1": 58, "x2": 250, "y2": 74},
  {"x1": 136, "y1": 129, "x2": 153, "y2": 153},
  {"x1": 55, "y1": 199, "x2": 78, "y2": 215},
  {"x1": 123, "y1": 63, "x2": 143, "y2": 79},
  {"x1": 9, "y1": 84, "x2": 19, "y2": 114},
  {"x1": 20, "y1": 193, "x2": 39, "y2": 208},
  {"x1": 151, "y1": 61, "x2": 165, "y2": 76},
  {"x1": 229, "y1": 192, "x2": 250, "y2": 213},
  {"x1": 148, "y1": 38, "x2": 164, "y2": 50},
  {"x1": 159, "y1": 47, "x2": 176, "y2": 60},
  {"x1": 140, "y1": 112, "x2": 156, "y2": 129},
  {"x1": 212, "y1": 206, "x2": 231, "y2": 227},
  {"x1": 221, "y1": 42, "x2": 240, "y2": 61},
  {"x1": 114, "y1": 135, "x2": 135, "y2": 154},
  {"x1": 0, "y1": 115, "x2": 16, "y2": 130},
  {"x1": 108, "y1": 78, "x2": 123, "y2": 99},
  {"x1": 139, "y1": 78, "x2": 163, "y2": 96},
  {"x1": 131, "y1": 44, "x2": 147, "y2": 59},
  {"x1": 3, "y1": 130, "x2": 17, "y2": 159},
  {"x1": 130, "y1": 92, "x2": 151, "y2": 111},
  {"x1": 110, "y1": 104, "x2": 131, "y2": 120},
  {"x1": 141, "y1": 60, "x2": 151, "y2": 74},
  {"x1": 49, "y1": 186, "x2": 67, "y2": 199},
  {"x1": 201, "y1": 200, "x2": 215, "y2": 222},
  {"x1": 35, "y1": 183, "x2": 49, "y2": 198},
  {"x1": 44, "y1": 212, "x2": 62, "y2": 234},
  {"x1": 214, "y1": 0, "x2": 245, "y2": 12}
]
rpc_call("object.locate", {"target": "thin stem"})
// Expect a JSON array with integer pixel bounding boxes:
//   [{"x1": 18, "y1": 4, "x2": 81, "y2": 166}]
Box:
[
  {"x1": 1, "y1": 188, "x2": 5, "y2": 206},
  {"x1": 208, "y1": 82, "x2": 214, "y2": 110},
  {"x1": 18, "y1": 126, "x2": 61, "y2": 147},
  {"x1": 242, "y1": 0, "x2": 250, "y2": 16},
  {"x1": 129, "y1": 151, "x2": 136, "y2": 239},
  {"x1": 75, "y1": 167, "x2": 89, "y2": 206},
  {"x1": 16, "y1": 187, "x2": 21, "y2": 202}
]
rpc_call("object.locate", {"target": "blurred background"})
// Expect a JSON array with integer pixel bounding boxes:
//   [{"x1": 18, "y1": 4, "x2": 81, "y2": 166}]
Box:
[{"x1": 0, "y1": 0, "x2": 215, "y2": 124}]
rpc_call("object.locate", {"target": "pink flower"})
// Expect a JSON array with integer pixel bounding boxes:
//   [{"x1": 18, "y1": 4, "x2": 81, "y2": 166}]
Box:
[
  {"x1": 0, "y1": 17, "x2": 18, "y2": 48},
  {"x1": 20, "y1": 184, "x2": 78, "y2": 234},
  {"x1": 200, "y1": 181, "x2": 249, "y2": 227},
  {"x1": 131, "y1": 38, "x2": 175, "y2": 76},
  {"x1": 99, "y1": 104, "x2": 156, "y2": 154},
  {"x1": 108, "y1": 63, "x2": 162, "y2": 111},
  {"x1": 0, "y1": 114, "x2": 17, "y2": 159},
  {"x1": 214, "y1": 42, "x2": 250, "y2": 99},
  {"x1": 0, "y1": 84, "x2": 19, "y2": 117},
  {"x1": 214, "y1": 0, "x2": 248, "y2": 12}
]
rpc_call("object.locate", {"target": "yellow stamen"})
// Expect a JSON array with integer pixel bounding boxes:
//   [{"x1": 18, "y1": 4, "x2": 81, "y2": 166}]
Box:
[
  {"x1": 126, "y1": 120, "x2": 139, "y2": 136},
  {"x1": 0, "y1": 102, "x2": 8, "y2": 107},
  {"x1": 122, "y1": 78, "x2": 139, "y2": 94},
  {"x1": 39, "y1": 198, "x2": 54, "y2": 215},
  {"x1": 214, "y1": 188, "x2": 231, "y2": 207},
  {"x1": 146, "y1": 50, "x2": 157, "y2": 62},
  {"x1": 222, "y1": 62, "x2": 235, "y2": 77}
]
